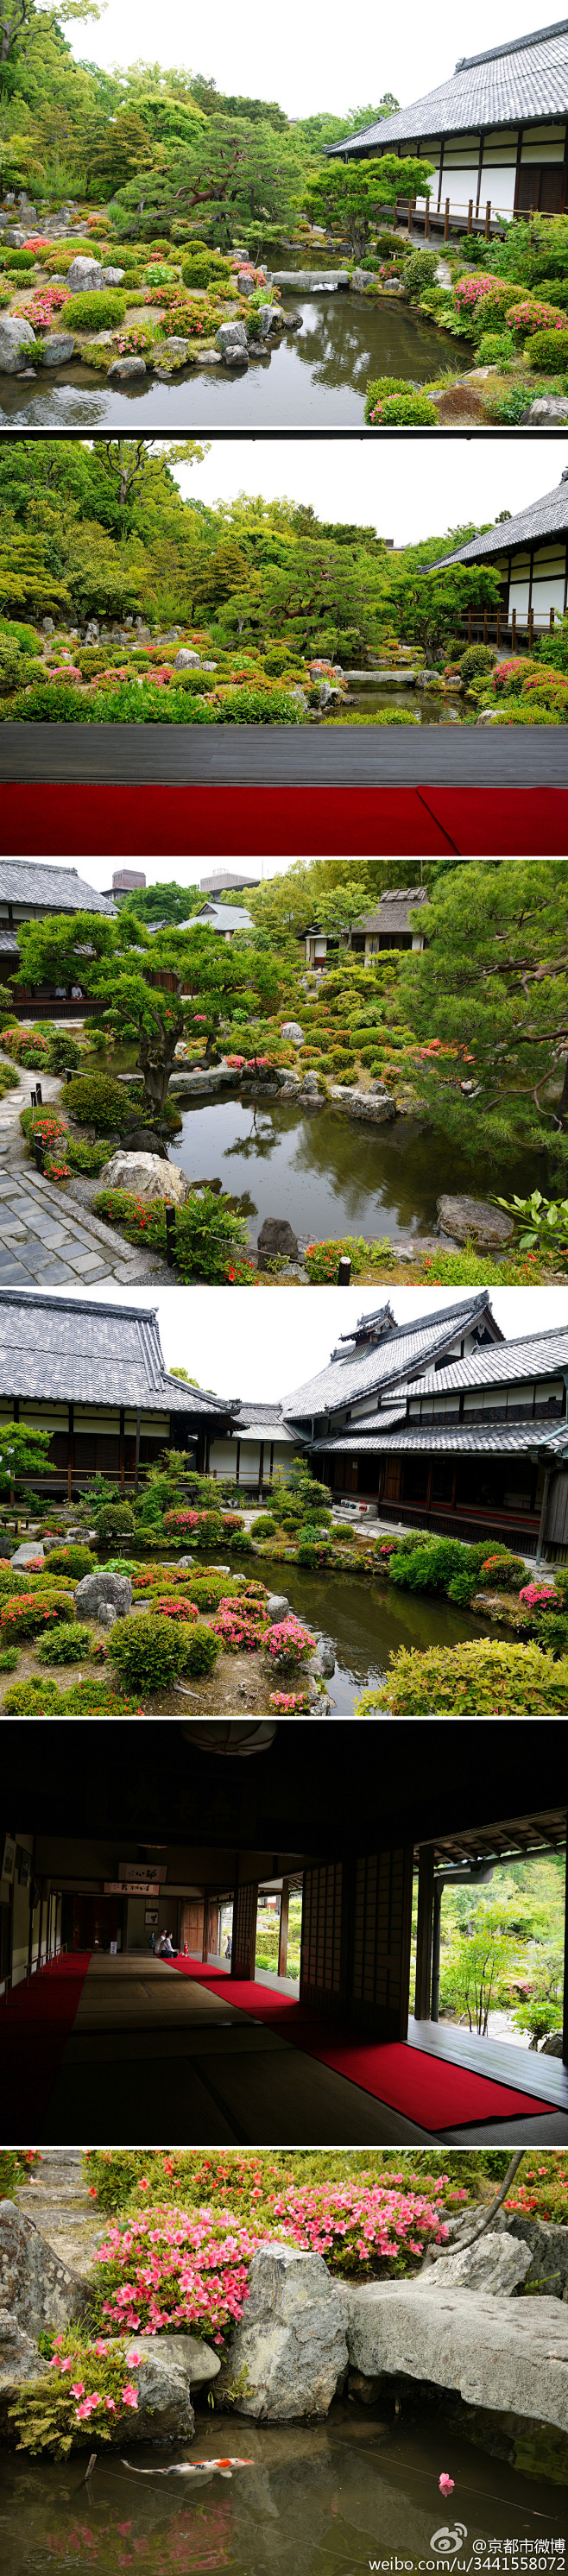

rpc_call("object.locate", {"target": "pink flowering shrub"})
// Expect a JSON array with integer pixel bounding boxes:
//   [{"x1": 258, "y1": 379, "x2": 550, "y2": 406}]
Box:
[
  {"x1": 152, "y1": 1594, "x2": 199, "y2": 1621},
  {"x1": 505, "y1": 300, "x2": 567, "y2": 337},
  {"x1": 264, "y1": 1616, "x2": 316, "y2": 1667},
  {"x1": 16, "y1": 284, "x2": 70, "y2": 331},
  {"x1": 453, "y1": 274, "x2": 499, "y2": 313},
  {"x1": 211, "y1": 1597, "x2": 267, "y2": 1651},
  {"x1": 520, "y1": 1582, "x2": 559, "y2": 1609},
  {"x1": 93, "y1": 2206, "x2": 259, "y2": 2339},
  {"x1": 163, "y1": 1507, "x2": 200, "y2": 1534},
  {"x1": 10, "y1": 2327, "x2": 143, "y2": 2456},
  {"x1": 268, "y1": 1689, "x2": 311, "y2": 1710},
  {"x1": 492, "y1": 658, "x2": 527, "y2": 696},
  {"x1": 268, "y1": 2175, "x2": 460, "y2": 2276}
]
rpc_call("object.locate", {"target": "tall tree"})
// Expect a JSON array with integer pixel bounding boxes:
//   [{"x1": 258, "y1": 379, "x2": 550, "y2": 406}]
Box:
[{"x1": 396, "y1": 862, "x2": 568, "y2": 1167}]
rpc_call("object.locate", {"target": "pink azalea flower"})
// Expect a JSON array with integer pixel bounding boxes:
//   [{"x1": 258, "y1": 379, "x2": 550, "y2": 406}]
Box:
[{"x1": 439, "y1": 2475, "x2": 454, "y2": 2497}]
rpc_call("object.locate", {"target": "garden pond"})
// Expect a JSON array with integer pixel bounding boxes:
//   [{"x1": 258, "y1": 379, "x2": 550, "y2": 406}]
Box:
[
  {"x1": 177, "y1": 1550, "x2": 488, "y2": 1713},
  {"x1": 0, "y1": 294, "x2": 469, "y2": 428},
  {"x1": 175, "y1": 1093, "x2": 540, "y2": 1253},
  {"x1": 0, "y1": 2402, "x2": 562, "y2": 2576}
]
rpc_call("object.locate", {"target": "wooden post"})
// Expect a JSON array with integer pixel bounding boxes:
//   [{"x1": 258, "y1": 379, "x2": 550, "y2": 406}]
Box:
[
  {"x1": 424, "y1": 197, "x2": 430, "y2": 239},
  {"x1": 134, "y1": 1407, "x2": 141, "y2": 1495},
  {"x1": 483, "y1": 607, "x2": 488, "y2": 644},
  {"x1": 484, "y1": 199, "x2": 491, "y2": 241},
  {"x1": 201, "y1": 1897, "x2": 210, "y2": 1963},
  {"x1": 551, "y1": 605, "x2": 555, "y2": 631},
  {"x1": 119, "y1": 1405, "x2": 125, "y2": 1496},
  {"x1": 511, "y1": 607, "x2": 516, "y2": 647},
  {"x1": 67, "y1": 1401, "x2": 73, "y2": 1504},
  {"x1": 407, "y1": 197, "x2": 412, "y2": 233},
  {"x1": 496, "y1": 608, "x2": 502, "y2": 647},
  {"x1": 278, "y1": 1879, "x2": 290, "y2": 1980},
  {"x1": 414, "y1": 1844, "x2": 435, "y2": 2021},
  {"x1": 467, "y1": 198, "x2": 473, "y2": 233},
  {"x1": 258, "y1": 1439, "x2": 264, "y2": 1500},
  {"x1": 444, "y1": 196, "x2": 450, "y2": 242},
  {"x1": 528, "y1": 607, "x2": 533, "y2": 649}
]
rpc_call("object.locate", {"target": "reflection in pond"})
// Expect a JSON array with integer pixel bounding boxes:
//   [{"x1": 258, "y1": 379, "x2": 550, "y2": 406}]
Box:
[
  {"x1": 0, "y1": 295, "x2": 470, "y2": 429},
  {"x1": 0, "y1": 2402, "x2": 562, "y2": 2576},
  {"x1": 245, "y1": 1553, "x2": 483, "y2": 1713},
  {"x1": 177, "y1": 1095, "x2": 540, "y2": 1249}
]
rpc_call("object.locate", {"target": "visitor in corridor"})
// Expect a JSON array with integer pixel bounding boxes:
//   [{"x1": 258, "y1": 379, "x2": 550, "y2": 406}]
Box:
[
  {"x1": 156, "y1": 1929, "x2": 179, "y2": 1957},
  {"x1": 224, "y1": 1935, "x2": 232, "y2": 1960}
]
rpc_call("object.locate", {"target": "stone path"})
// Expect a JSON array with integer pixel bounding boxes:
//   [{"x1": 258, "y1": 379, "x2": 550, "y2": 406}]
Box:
[{"x1": 0, "y1": 1052, "x2": 167, "y2": 1286}]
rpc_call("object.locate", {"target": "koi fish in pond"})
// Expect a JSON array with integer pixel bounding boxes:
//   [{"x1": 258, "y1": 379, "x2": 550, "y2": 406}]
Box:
[{"x1": 122, "y1": 2457, "x2": 255, "y2": 2479}]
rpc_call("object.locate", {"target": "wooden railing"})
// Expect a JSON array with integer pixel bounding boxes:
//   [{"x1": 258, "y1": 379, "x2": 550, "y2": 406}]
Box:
[{"x1": 462, "y1": 604, "x2": 562, "y2": 649}]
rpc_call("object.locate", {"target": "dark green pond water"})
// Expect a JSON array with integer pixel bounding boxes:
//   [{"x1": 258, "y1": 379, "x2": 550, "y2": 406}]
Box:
[
  {"x1": 178, "y1": 1551, "x2": 483, "y2": 1714},
  {"x1": 0, "y1": 2402, "x2": 562, "y2": 2575},
  {"x1": 175, "y1": 1095, "x2": 539, "y2": 1253},
  {"x1": 0, "y1": 295, "x2": 469, "y2": 427}
]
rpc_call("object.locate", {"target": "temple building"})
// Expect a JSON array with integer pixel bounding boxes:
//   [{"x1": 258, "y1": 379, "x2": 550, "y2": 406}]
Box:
[
  {"x1": 302, "y1": 885, "x2": 428, "y2": 969},
  {"x1": 429, "y1": 469, "x2": 568, "y2": 632},
  {"x1": 328, "y1": 18, "x2": 568, "y2": 224},
  {"x1": 0, "y1": 861, "x2": 116, "y2": 1018},
  {"x1": 4, "y1": 1284, "x2": 568, "y2": 1560}
]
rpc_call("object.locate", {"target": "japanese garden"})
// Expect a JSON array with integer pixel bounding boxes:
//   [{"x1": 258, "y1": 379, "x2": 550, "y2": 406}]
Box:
[{"x1": 3, "y1": 16, "x2": 568, "y2": 421}]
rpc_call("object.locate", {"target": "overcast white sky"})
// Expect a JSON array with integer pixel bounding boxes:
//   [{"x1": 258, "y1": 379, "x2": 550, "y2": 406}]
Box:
[
  {"x1": 55, "y1": 1285, "x2": 568, "y2": 1398},
  {"x1": 69, "y1": 0, "x2": 555, "y2": 127},
  {"x1": 179, "y1": 437, "x2": 568, "y2": 552}
]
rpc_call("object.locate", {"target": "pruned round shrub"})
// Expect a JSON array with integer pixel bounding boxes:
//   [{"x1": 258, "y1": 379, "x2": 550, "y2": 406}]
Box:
[
  {"x1": 110, "y1": 1612, "x2": 187, "y2": 1691},
  {"x1": 65, "y1": 1074, "x2": 131, "y2": 1130},
  {"x1": 43, "y1": 1544, "x2": 95, "y2": 1578},
  {"x1": 66, "y1": 291, "x2": 128, "y2": 330},
  {"x1": 152, "y1": 1594, "x2": 199, "y2": 1622},
  {"x1": 180, "y1": 1620, "x2": 221, "y2": 1676},
  {"x1": 458, "y1": 644, "x2": 497, "y2": 685},
  {"x1": 527, "y1": 327, "x2": 568, "y2": 369},
  {"x1": 364, "y1": 390, "x2": 438, "y2": 426},
  {"x1": 401, "y1": 249, "x2": 439, "y2": 301},
  {"x1": 252, "y1": 1514, "x2": 278, "y2": 1537},
  {"x1": 95, "y1": 1500, "x2": 136, "y2": 1543},
  {"x1": 0, "y1": 1588, "x2": 74, "y2": 1639},
  {"x1": 37, "y1": 1621, "x2": 93, "y2": 1664},
  {"x1": 357, "y1": 1638, "x2": 568, "y2": 1714}
]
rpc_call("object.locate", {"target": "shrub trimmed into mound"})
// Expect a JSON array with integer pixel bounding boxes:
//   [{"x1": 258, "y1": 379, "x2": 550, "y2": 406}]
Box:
[{"x1": 357, "y1": 1638, "x2": 568, "y2": 1712}]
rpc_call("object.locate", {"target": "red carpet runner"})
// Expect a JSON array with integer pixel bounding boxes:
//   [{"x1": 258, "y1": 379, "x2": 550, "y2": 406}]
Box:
[
  {"x1": 3, "y1": 785, "x2": 567, "y2": 856},
  {"x1": 0, "y1": 1953, "x2": 91, "y2": 2142},
  {"x1": 173, "y1": 1960, "x2": 546, "y2": 2130}
]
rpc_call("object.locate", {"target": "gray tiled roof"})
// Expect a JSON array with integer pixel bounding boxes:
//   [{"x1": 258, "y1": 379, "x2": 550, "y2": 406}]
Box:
[
  {"x1": 407, "y1": 1325, "x2": 568, "y2": 1395},
  {"x1": 192, "y1": 903, "x2": 253, "y2": 932},
  {"x1": 0, "y1": 863, "x2": 115, "y2": 915},
  {"x1": 429, "y1": 477, "x2": 568, "y2": 571},
  {"x1": 283, "y1": 1292, "x2": 495, "y2": 1418},
  {"x1": 0, "y1": 1290, "x2": 229, "y2": 1413},
  {"x1": 327, "y1": 19, "x2": 568, "y2": 152},
  {"x1": 313, "y1": 1422, "x2": 565, "y2": 1455},
  {"x1": 352, "y1": 890, "x2": 429, "y2": 936}
]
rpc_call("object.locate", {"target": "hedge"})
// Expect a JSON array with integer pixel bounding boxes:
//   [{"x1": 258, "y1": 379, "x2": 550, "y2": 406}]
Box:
[{"x1": 357, "y1": 1638, "x2": 568, "y2": 1713}]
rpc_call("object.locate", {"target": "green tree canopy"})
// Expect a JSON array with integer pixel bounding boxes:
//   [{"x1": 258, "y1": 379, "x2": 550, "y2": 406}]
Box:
[
  {"x1": 305, "y1": 154, "x2": 434, "y2": 255},
  {"x1": 397, "y1": 861, "x2": 568, "y2": 1167}
]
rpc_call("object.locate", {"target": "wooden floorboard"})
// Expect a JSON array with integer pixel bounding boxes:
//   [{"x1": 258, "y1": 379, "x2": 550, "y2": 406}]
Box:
[
  {"x1": 407, "y1": 2016, "x2": 568, "y2": 2108},
  {"x1": 0, "y1": 722, "x2": 566, "y2": 786}
]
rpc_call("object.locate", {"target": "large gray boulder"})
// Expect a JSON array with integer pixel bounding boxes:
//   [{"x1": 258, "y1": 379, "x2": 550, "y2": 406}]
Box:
[
  {"x1": 438, "y1": 1194, "x2": 514, "y2": 1247},
  {"x1": 428, "y1": 2232, "x2": 533, "y2": 2296},
  {"x1": 215, "y1": 320, "x2": 248, "y2": 354},
  {"x1": 338, "y1": 2280, "x2": 568, "y2": 2433},
  {"x1": 66, "y1": 256, "x2": 104, "y2": 292},
  {"x1": 133, "y1": 2333, "x2": 220, "y2": 2387},
  {"x1": 74, "y1": 1569, "x2": 132, "y2": 1619},
  {"x1": 98, "y1": 1149, "x2": 188, "y2": 1204},
  {"x1": 107, "y1": 356, "x2": 146, "y2": 381},
  {"x1": 498, "y1": 2213, "x2": 568, "y2": 2299},
  {"x1": 102, "y1": 267, "x2": 125, "y2": 286},
  {"x1": 281, "y1": 1021, "x2": 304, "y2": 1045},
  {"x1": 123, "y1": 2337, "x2": 196, "y2": 2441},
  {"x1": 11, "y1": 1543, "x2": 44, "y2": 1568},
  {"x1": 0, "y1": 2310, "x2": 48, "y2": 2439},
  {"x1": 174, "y1": 648, "x2": 201, "y2": 670},
  {"x1": 40, "y1": 334, "x2": 75, "y2": 366},
  {"x1": 522, "y1": 397, "x2": 568, "y2": 422},
  {"x1": 0, "y1": 313, "x2": 36, "y2": 372},
  {"x1": 256, "y1": 1216, "x2": 299, "y2": 1268},
  {"x1": 226, "y1": 2243, "x2": 348, "y2": 2421},
  {"x1": 0, "y1": 2202, "x2": 88, "y2": 2343},
  {"x1": 266, "y1": 1594, "x2": 290, "y2": 1619}
]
